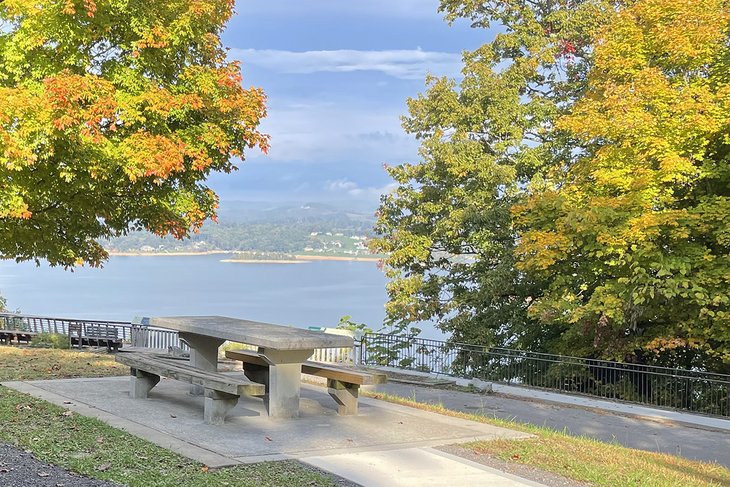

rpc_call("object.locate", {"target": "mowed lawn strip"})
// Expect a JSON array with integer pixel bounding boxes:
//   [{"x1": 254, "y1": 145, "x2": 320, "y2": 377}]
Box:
[
  {"x1": 364, "y1": 391, "x2": 730, "y2": 487},
  {"x1": 0, "y1": 346, "x2": 128, "y2": 381},
  {"x1": 0, "y1": 347, "x2": 342, "y2": 487}
]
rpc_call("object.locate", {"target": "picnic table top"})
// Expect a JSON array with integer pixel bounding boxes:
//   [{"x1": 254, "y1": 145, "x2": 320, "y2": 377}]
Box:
[{"x1": 150, "y1": 316, "x2": 353, "y2": 350}]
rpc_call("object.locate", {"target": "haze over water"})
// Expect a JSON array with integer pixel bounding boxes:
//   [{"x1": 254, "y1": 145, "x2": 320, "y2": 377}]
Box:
[{"x1": 0, "y1": 255, "x2": 445, "y2": 339}]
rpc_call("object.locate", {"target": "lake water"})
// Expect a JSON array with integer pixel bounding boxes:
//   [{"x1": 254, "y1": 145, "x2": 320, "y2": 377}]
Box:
[{"x1": 0, "y1": 255, "x2": 445, "y2": 339}]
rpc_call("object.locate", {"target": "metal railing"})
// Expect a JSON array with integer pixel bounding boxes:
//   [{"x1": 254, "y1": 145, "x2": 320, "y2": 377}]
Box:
[
  {"x1": 361, "y1": 333, "x2": 730, "y2": 417},
  {"x1": 311, "y1": 346, "x2": 355, "y2": 363},
  {"x1": 0, "y1": 312, "x2": 353, "y2": 362},
  {"x1": 129, "y1": 325, "x2": 189, "y2": 350},
  {"x1": 0, "y1": 312, "x2": 134, "y2": 341}
]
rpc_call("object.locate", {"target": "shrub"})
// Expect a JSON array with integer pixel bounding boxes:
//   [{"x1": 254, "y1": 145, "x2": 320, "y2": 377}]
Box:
[{"x1": 30, "y1": 333, "x2": 70, "y2": 350}]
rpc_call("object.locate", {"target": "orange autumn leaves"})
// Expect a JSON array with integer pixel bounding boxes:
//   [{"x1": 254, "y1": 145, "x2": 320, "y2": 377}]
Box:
[
  {"x1": 0, "y1": 0, "x2": 268, "y2": 267},
  {"x1": 5, "y1": 68, "x2": 267, "y2": 185}
]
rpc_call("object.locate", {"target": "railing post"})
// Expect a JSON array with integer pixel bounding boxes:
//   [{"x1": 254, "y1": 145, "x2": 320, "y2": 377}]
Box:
[{"x1": 130, "y1": 316, "x2": 150, "y2": 348}]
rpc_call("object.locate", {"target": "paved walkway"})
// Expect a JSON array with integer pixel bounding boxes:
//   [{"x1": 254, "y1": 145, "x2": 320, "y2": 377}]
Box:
[
  {"x1": 373, "y1": 380, "x2": 730, "y2": 466},
  {"x1": 303, "y1": 447, "x2": 545, "y2": 487},
  {"x1": 4, "y1": 377, "x2": 544, "y2": 487}
]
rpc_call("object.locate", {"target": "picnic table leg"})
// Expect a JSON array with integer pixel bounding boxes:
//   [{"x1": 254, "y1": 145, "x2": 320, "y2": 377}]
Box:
[
  {"x1": 258, "y1": 348, "x2": 314, "y2": 418},
  {"x1": 327, "y1": 380, "x2": 360, "y2": 415},
  {"x1": 179, "y1": 333, "x2": 225, "y2": 396},
  {"x1": 203, "y1": 389, "x2": 239, "y2": 425},
  {"x1": 130, "y1": 368, "x2": 160, "y2": 398}
]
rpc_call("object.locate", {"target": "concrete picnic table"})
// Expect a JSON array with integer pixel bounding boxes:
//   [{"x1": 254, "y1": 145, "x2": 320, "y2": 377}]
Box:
[{"x1": 150, "y1": 316, "x2": 354, "y2": 418}]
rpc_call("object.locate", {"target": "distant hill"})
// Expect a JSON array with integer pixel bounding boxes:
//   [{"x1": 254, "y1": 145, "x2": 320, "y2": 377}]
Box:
[
  {"x1": 104, "y1": 201, "x2": 379, "y2": 254},
  {"x1": 217, "y1": 201, "x2": 373, "y2": 225}
]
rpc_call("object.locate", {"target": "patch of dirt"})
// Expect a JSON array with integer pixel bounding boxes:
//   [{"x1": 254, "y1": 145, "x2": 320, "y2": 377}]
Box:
[{"x1": 0, "y1": 443, "x2": 121, "y2": 487}]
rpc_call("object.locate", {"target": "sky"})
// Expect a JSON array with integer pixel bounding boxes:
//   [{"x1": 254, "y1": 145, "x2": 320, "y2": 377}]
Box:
[{"x1": 207, "y1": 0, "x2": 489, "y2": 210}]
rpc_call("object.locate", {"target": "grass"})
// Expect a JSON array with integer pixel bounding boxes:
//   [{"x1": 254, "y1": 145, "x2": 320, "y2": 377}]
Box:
[
  {"x1": 0, "y1": 346, "x2": 128, "y2": 381},
  {"x1": 364, "y1": 391, "x2": 730, "y2": 487},
  {"x1": 0, "y1": 346, "x2": 343, "y2": 486}
]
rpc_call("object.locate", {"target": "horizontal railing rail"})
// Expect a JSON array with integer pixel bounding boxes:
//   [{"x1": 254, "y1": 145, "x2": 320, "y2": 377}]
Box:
[{"x1": 361, "y1": 332, "x2": 730, "y2": 418}]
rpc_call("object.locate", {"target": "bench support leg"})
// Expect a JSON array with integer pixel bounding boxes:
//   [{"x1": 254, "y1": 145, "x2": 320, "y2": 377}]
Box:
[
  {"x1": 242, "y1": 363, "x2": 269, "y2": 394},
  {"x1": 259, "y1": 348, "x2": 314, "y2": 418},
  {"x1": 130, "y1": 369, "x2": 160, "y2": 399},
  {"x1": 179, "y1": 333, "x2": 225, "y2": 396},
  {"x1": 204, "y1": 389, "x2": 239, "y2": 425},
  {"x1": 327, "y1": 379, "x2": 360, "y2": 415}
]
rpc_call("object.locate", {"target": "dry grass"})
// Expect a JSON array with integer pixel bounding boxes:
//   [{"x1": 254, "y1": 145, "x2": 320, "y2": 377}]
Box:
[
  {"x1": 0, "y1": 346, "x2": 128, "y2": 381},
  {"x1": 364, "y1": 391, "x2": 730, "y2": 487}
]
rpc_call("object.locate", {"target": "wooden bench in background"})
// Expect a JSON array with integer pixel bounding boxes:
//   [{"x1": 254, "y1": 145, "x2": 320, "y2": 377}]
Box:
[
  {"x1": 0, "y1": 329, "x2": 36, "y2": 345},
  {"x1": 116, "y1": 352, "x2": 265, "y2": 425},
  {"x1": 225, "y1": 349, "x2": 387, "y2": 415},
  {"x1": 69, "y1": 323, "x2": 123, "y2": 352}
]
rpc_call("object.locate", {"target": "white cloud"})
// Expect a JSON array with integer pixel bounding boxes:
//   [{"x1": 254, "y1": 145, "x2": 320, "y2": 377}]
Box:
[
  {"x1": 325, "y1": 178, "x2": 398, "y2": 198},
  {"x1": 326, "y1": 179, "x2": 360, "y2": 192},
  {"x1": 245, "y1": 99, "x2": 420, "y2": 165},
  {"x1": 232, "y1": 48, "x2": 462, "y2": 80}
]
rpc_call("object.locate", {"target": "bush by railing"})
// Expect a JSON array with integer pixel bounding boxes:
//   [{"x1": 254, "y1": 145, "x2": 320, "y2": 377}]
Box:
[{"x1": 361, "y1": 332, "x2": 730, "y2": 417}]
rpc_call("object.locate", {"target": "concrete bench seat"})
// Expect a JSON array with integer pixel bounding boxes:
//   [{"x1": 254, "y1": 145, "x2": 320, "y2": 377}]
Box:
[
  {"x1": 225, "y1": 349, "x2": 387, "y2": 415},
  {"x1": 116, "y1": 352, "x2": 265, "y2": 425}
]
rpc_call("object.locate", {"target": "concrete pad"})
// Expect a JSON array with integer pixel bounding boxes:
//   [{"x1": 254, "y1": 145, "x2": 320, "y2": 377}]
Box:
[
  {"x1": 3, "y1": 376, "x2": 530, "y2": 467},
  {"x1": 303, "y1": 447, "x2": 544, "y2": 487}
]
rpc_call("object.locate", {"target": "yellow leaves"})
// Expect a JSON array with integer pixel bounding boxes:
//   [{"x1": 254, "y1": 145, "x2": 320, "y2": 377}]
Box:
[
  {"x1": 184, "y1": 146, "x2": 213, "y2": 172},
  {"x1": 623, "y1": 210, "x2": 688, "y2": 242},
  {"x1": 643, "y1": 337, "x2": 694, "y2": 354},
  {"x1": 125, "y1": 88, "x2": 204, "y2": 120},
  {"x1": 658, "y1": 153, "x2": 696, "y2": 183},
  {"x1": 60, "y1": 0, "x2": 97, "y2": 17},
  {"x1": 0, "y1": 85, "x2": 52, "y2": 170},
  {"x1": 552, "y1": 0, "x2": 730, "y2": 271},
  {"x1": 135, "y1": 25, "x2": 171, "y2": 50},
  {"x1": 515, "y1": 230, "x2": 572, "y2": 271},
  {"x1": 593, "y1": 0, "x2": 730, "y2": 76},
  {"x1": 0, "y1": 191, "x2": 31, "y2": 220}
]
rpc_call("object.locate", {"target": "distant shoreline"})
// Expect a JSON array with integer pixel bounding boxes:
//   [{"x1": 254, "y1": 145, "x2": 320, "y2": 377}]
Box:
[
  {"x1": 293, "y1": 255, "x2": 381, "y2": 262},
  {"x1": 107, "y1": 250, "x2": 382, "y2": 262},
  {"x1": 220, "y1": 259, "x2": 307, "y2": 264}
]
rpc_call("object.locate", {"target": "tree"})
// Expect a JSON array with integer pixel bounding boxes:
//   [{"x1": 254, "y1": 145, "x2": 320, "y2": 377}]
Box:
[
  {"x1": 371, "y1": 0, "x2": 614, "y2": 347},
  {"x1": 515, "y1": 0, "x2": 730, "y2": 365},
  {"x1": 374, "y1": 0, "x2": 730, "y2": 370},
  {"x1": 0, "y1": 0, "x2": 268, "y2": 267}
]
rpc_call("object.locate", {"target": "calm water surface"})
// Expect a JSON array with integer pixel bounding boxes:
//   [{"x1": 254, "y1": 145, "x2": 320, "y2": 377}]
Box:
[{"x1": 0, "y1": 255, "x2": 445, "y2": 339}]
